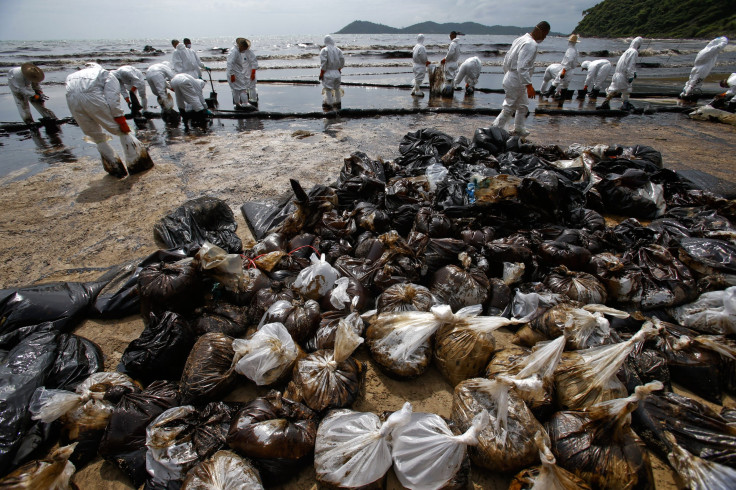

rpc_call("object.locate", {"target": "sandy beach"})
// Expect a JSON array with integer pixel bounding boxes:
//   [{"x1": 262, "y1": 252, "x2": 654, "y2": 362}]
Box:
[{"x1": 2, "y1": 111, "x2": 736, "y2": 489}]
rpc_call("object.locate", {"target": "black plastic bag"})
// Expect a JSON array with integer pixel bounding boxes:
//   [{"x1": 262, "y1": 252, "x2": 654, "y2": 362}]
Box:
[
  {"x1": 241, "y1": 191, "x2": 295, "y2": 242},
  {"x1": 192, "y1": 300, "x2": 248, "y2": 337},
  {"x1": 45, "y1": 333, "x2": 103, "y2": 391},
  {"x1": 0, "y1": 282, "x2": 103, "y2": 348},
  {"x1": 138, "y1": 259, "x2": 204, "y2": 317},
  {"x1": 91, "y1": 248, "x2": 189, "y2": 319},
  {"x1": 98, "y1": 380, "x2": 181, "y2": 488},
  {"x1": 678, "y1": 237, "x2": 736, "y2": 275},
  {"x1": 154, "y1": 196, "x2": 243, "y2": 253},
  {"x1": 472, "y1": 127, "x2": 510, "y2": 155},
  {"x1": 120, "y1": 311, "x2": 195, "y2": 384},
  {"x1": 0, "y1": 327, "x2": 59, "y2": 476}
]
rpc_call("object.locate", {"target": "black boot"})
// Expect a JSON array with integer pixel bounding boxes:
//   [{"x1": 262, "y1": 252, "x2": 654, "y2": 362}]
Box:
[
  {"x1": 576, "y1": 88, "x2": 587, "y2": 99},
  {"x1": 590, "y1": 88, "x2": 600, "y2": 99},
  {"x1": 596, "y1": 100, "x2": 611, "y2": 110},
  {"x1": 544, "y1": 85, "x2": 556, "y2": 97},
  {"x1": 620, "y1": 101, "x2": 635, "y2": 111},
  {"x1": 180, "y1": 108, "x2": 189, "y2": 126}
]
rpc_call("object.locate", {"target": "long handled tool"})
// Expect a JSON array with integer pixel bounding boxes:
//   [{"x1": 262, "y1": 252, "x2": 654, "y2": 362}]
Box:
[{"x1": 205, "y1": 68, "x2": 218, "y2": 108}]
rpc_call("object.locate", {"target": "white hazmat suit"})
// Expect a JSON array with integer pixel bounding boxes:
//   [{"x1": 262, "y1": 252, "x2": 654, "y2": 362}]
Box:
[
  {"x1": 320, "y1": 35, "x2": 345, "y2": 108},
  {"x1": 243, "y1": 47, "x2": 259, "y2": 104},
  {"x1": 411, "y1": 34, "x2": 429, "y2": 96},
  {"x1": 540, "y1": 63, "x2": 563, "y2": 94},
  {"x1": 454, "y1": 56, "x2": 482, "y2": 94},
  {"x1": 146, "y1": 62, "x2": 176, "y2": 109},
  {"x1": 170, "y1": 73, "x2": 207, "y2": 112},
  {"x1": 111, "y1": 65, "x2": 148, "y2": 111},
  {"x1": 442, "y1": 36, "x2": 460, "y2": 84},
  {"x1": 681, "y1": 36, "x2": 729, "y2": 98},
  {"x1": 724, "y1": 73, "x2": 736, "y2": 97},
  {"x1": 172, "y1": 43, "x2": 203, "y2": 78},
  {"x1": 493, "y1": 33, "x2": 540, "y2": 136},
  {"x1": 227, "y1": 42, "x2": 250, "y2": 109},
  {"x1": 8, "y1": 66, "x2": 56, "y2": 124},
  {"x1": 581, "y1": 59, "x2": 613, "y2": 93},
  {"x1": 552, "y1": 40, "x2": 579, "y2": 95},
  {"x1": 65, "y1": 63, "x2": 152, "y2": 177},
  {"x1": 607, "y1": 37, "x2": 643, "y2": 97}
]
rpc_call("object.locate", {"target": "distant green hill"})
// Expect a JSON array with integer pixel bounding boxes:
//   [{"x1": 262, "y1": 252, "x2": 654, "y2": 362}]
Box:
[
  {"x1": 335, "y1": 20, "x2": 561, "y2": 36},
  {"x1": 573, "y1": 0, "x2": 736, "y2": 38}
]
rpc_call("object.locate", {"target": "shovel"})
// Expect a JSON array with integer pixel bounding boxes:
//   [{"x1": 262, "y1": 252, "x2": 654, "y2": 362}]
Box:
[{"x1": 205, "y1": 69, "x2": 218, "y2": 109}]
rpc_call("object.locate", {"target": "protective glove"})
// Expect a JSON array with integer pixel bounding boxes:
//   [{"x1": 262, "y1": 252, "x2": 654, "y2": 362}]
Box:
[
  {"x1": 205, "y1": 67, "x2": 211, "y2": 71},
  {"x1": 319, "y1": 69, "x2": 324, "y2": 81},
  {"x1": 634, "y1": 73, "x2": 637, "y2": 79},
  {"x1": 113, "y1": 116, "x2": 131, "y2": 134},
  {"x1": 425, "y1": 61, "x2": 431, "y2": 66},
  {"x1": 441, "y1": 58, "x2": 446, "y2": 64},
  {"x1": 560, "y1": 69, "x2": 566, "y2": 79},
  {"x1": 125, "y1": 97, "x2": 131, "y2": 108},
  {"x1": 131, "y1": 86, "x2": 137, "y2": 92},
  {"x1": 32, "y1": 94, "x2": 42, "y2": 101},
  {"x1": 230, "y1": 74, "x2": 236, "y2": 83},
  {"x1": 583, "y1": 85, "x2": 588, "y2": 91},
  {"x1": 526, "y1": 84, "x2": 535, "y2": 98},
  {"x1": 204, "y1": 109, "x2": 214, "y2": 116},
  {"x1": 250, "y1": 69, "x2": 256, "y2": 80},
  {"x1": 628, "y1": 77, "x2": 634, "y2": 84}
]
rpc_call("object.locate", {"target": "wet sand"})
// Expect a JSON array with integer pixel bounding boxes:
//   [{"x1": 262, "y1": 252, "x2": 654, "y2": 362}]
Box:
[{"x1": 2, "y1": 111, "x2": 736, "y2": 489}]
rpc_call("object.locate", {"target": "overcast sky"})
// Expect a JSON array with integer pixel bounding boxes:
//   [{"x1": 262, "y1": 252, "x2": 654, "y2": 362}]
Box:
[{"x1": 0, "y1": 0, "x2": 599, "y2": 40}]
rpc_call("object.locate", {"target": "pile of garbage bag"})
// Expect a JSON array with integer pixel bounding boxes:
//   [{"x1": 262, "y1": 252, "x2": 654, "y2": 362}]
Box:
[{"x1": 2, "y1": 127, "x2": 736, "y2": 488}]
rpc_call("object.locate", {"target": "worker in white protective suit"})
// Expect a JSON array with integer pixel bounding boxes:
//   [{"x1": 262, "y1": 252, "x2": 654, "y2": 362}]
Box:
[
  {"x1": 454, "y1": 56, "x2": 482, "y2": 95},
  {"x1": 111, "y1": 65, "x2": 148, "y2": 116},
  {"x1": 65, "y1": 63, "x2": 153, "y2": 178},
  {"x1": 680, "y1": 36, "x2": 729, "y2": 100},
  {"x1": 576, "y1": 59, "x2": 612, "y2": 99},
  {"x1": 709, "y1": 73, "x2": 736, "y2": 111},
  {"x1": 540, "y1": 63, "x2": 563, "y2": 97},
  {"x1": 8, "y1": 62, "x2": 57, "y2": 125},
  {"x1": 598, "y1": 36, "x2": 643, "y2": 111},
  {"x1": 411, "y1": 34, "x2": 431, "y2": 97},
  {"x1": 183, "y1": 38, "x2": 209, "y2": 77},
  {"x1": 319, "y1": 35, "x2": 345, "y2": 109},
  {"x1": 172, "y1": 39, "x2": 207, "y2": 79},
  {"x1": 170, "y1": 73, "x2": 211, "y2": 127},
  {"x1": 551, "y1": 34, "x2": 580, "y2": 99},
  {"x1": 227, "y1": 38, "x2": 253, "y2": 111},
  {"x1": 492, "y1": 21, "x2": 550, "y2": 137},
  {"x1": 440, "y1": 31, "x2": 460, "y2": 97},
  {"x1": 722, "y1": 73, "x2": 736, "y2": 97},
  {"x1": 241, "y1": 39, "x2": 259, "y2": 106},
  {"x1": 146, "y1": 61, "x2": 179, "y2": 124}
]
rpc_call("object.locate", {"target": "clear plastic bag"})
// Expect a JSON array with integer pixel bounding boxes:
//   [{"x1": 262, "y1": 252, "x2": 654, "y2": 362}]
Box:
[
  {"x1": 146, "y1": 406, "x2": 201, "y2": 486},
  {"x1": 669, "y1": 286, "x2": 736, "y2": 335},
  {"x1": 547, "y1": 382, "x2": 662, "y2": 490},
  {"x1": 426, "y1": 162, "x2": 449, "y2": 192},
  {"x1": 555, "y1": 322, "x2": 658, "y2": 409},
  {"x1": 433, "y1": 305, "x2": 521, "y2": 386},
  {"x1": 509, "y1": 431, "x2": 591, "y2": 489},
  {"x1": 292, "y1": 253, "x2": 340, "y2": 300},
  {"x1": 664, "y1": 432, "x2": 736, "y2": 490},
  {"x1": 0, "y1": 443, "x2": 77, "y2": 490},
  {"x1": 511, "y1": 290, "x2": 567, "y2": 323},
  {"x1": 392, "y1": 409, "x2": 489, "y2": 490},
  {"x1": 451, "y1": 377, "x2": 544, "y2": 473},
  {"x1": 181, "y1": 450, "x2": 263, "y2": 490},
  {"x1": 232, "y1": 322, "x2": 300, "y2": 386},
  {"x1": 194, "y1": 241, "x2": 244, "y2": 290},
  {"x1": 286, "y1": 321, "x2": 365, "y2": 412},
  {"x1": 314, "y1": 402, "x2": 412, "y2": 488},
  {"x1": 327, "y1": 277, "x2": 351, "y2": 309}
]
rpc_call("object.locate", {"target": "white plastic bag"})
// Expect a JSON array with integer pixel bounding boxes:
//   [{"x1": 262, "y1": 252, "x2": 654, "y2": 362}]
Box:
[
  {"x1": 511, "y1": 290, "x2": 567, "y2": 322},
  {"x1": 232, "y1": 322, "x2": 299, "y2": 385},
  {"x1": 293, "y1": 253, "x2": 340, "y2": 300},
  {"x1": 314, "y1": 402, "x2": 412, "y2": 488},
  {"x1": 426, "y1": 162, "x2": 449, "y2": 192},
  {"x1": 392, "y1": 410, "x2": 489, "y2": 490},
  {"x1": 30, "y1": 372, "x2": 136, "y2": 423},
  {"x1": 563, "y1": 304, "x2": 629, "y2": 350},
  {"x1": 328, "y1": 276, "x2": 352, "y2": 309}
]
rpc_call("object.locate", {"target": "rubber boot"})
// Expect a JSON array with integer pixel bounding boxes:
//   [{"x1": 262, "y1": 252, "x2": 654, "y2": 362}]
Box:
[
  {"x1": 334, "y1": 89, "x2": 342, "y2": 110},
  {"x1": 596, "y1": 99, "x2": 611, "y2": 110},
  {"x1": 590, "y1": 88, "x2": 600, "y2": 99},
  {"x1": 620, "y1": 100, "x2": 635, "y2": 111},
  {"x1": 322, "y1": 88, "x2": 334, "y2": 109},
  {"x1": 465, "y1": 84, "x2": 474, "y2": 96},
  {"x1": 576, "y1": 88, "x2": 587, "y2": 100},
  {"x1": 411, "y1": 81, "x2": 424, "y2": 97},
  {"x1": 96, "y1": 141, "x2": 127, "y2": 178},
  {"x1": 120, "y1": 133, "x2": 154, "y2": 174},
  {"x1": 180, "y1": 108, "x2": 189, "y2": 125},
  {"x1": 512, "y1": 109, "x2": 530, "y2": 137},
  {"x1": 492, "y1": 109, "x2": 513, "y2": 130},
  {"x1": 544, "y1": 85, "x2": 556, "y2": 97}
]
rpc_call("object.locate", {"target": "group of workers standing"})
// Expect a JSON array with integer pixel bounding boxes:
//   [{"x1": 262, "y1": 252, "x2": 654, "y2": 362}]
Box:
[{"x1": 8, "y1": 31, "x2": 735, "y2": 175}]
